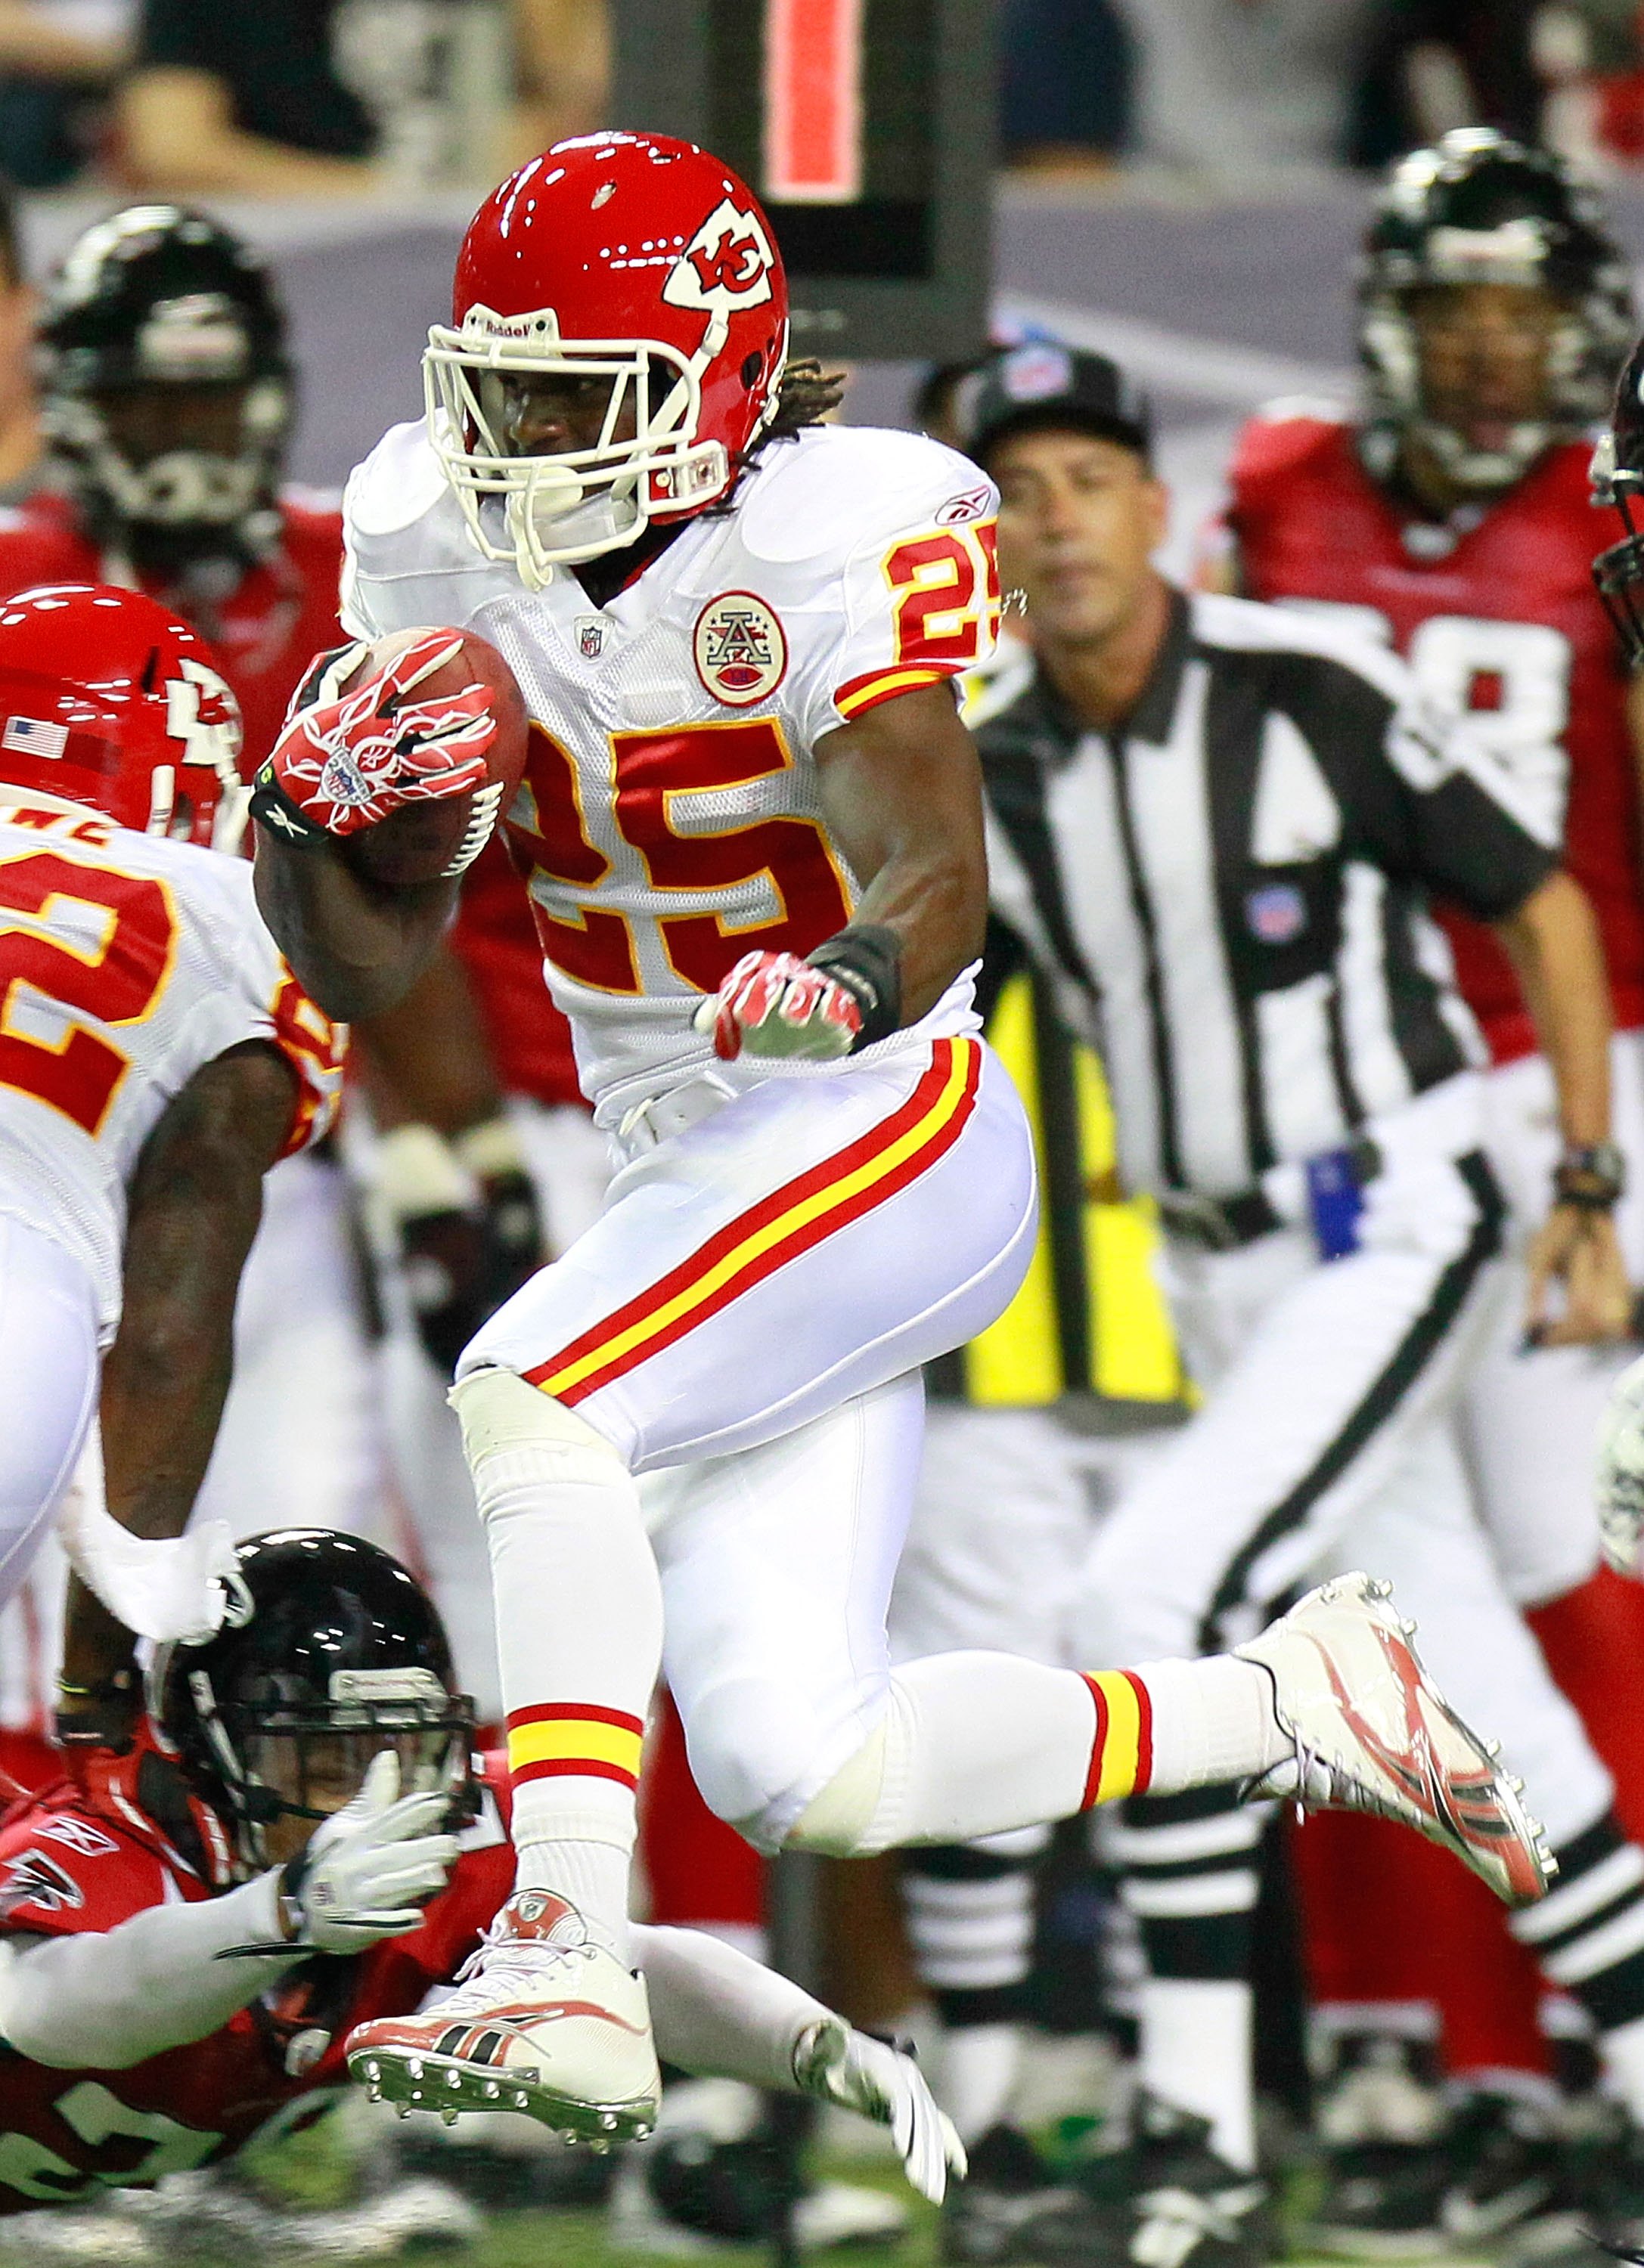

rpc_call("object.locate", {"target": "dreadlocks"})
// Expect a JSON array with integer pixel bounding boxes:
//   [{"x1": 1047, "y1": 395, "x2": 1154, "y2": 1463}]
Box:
[{"x1": 765, "y1": 359, "x2": 848, "y2": 443}]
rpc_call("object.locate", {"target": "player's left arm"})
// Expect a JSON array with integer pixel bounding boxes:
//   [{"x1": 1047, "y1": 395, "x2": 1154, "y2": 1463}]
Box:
[
  {"x1": 814, "y1": 682, "x2": 989, "y2": 1021},
  {"x1": 57, "y1": 1042, "x2": 301, "y2": 1737},
  {"x1": 696, "y1": 684, "x2": 988, "y2": 1061},
  {"x1": 1494, "y1": 872, "x2": 1633, "y2": 1346}
]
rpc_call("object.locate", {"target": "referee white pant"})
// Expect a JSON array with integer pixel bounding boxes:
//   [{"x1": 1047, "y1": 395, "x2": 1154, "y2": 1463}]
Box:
[
  {"x1": 1078, "y1": 1073, "x2": 1614, "y2": 1855},
  {"x1": 1459, "y1": 1029, "x2": 1644, "y2": 1606}
]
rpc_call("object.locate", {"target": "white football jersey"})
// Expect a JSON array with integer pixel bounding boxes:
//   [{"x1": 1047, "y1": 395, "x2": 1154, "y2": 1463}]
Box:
[
  {"x1": 342, "y1": 421, "x2": 1000, "y2": 1125},
  {"x1": 0, "y1": 798, "x2": 345, "y2": 1340}
]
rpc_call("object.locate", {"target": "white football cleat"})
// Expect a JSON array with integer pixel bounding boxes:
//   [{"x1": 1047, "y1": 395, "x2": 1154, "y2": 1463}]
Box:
[
  {"x1": 1236, "y1": 1572, "x2": 1553, "y2": 1908},
  {"x1": 346, "y1": 1889, "x2": 660, "y2": 2143}
]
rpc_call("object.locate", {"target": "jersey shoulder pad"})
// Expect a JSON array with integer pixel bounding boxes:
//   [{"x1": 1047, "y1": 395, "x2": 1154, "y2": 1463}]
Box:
[
  {"x1": 0, "y1": 1796, "x2": 161, "y2": 1937},
  {"x1": 344, "y1": 420, "x2": 449, "y2": 542},
  {"x1": 736, "y1": 426, "x2": 994, "y2": 568},
  {"x1": 1230, "y1": 398, "x2": 1355, "y2": 494}
]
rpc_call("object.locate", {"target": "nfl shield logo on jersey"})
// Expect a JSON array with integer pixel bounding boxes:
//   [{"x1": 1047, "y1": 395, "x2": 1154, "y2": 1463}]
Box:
[
  {"x1": 576, "y1": 615, "x2": 606, "y2": 660},
  {"x1": 694, "y1": 592, "x2": 788, "y2": 707},
  {"x1": 1246, "y1": 881, "x2": 1307, "y2": 943}
]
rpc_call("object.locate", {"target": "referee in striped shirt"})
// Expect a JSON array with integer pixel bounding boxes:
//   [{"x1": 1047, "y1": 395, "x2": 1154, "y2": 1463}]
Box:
[{"x1": 956, "y1": 345, "x2": 1644, "y2": 2262}]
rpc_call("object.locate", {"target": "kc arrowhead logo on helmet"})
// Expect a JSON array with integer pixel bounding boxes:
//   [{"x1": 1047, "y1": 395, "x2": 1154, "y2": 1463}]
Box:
[{"x1": 663, "y1": 200, "x2": 777, "y2": 319}]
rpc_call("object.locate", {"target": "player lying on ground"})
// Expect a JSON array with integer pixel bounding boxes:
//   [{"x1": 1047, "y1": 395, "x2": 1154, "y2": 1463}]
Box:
[
  {"x1": 0, "y1": 1529, "x2": 961, "y2": 2217},
  {"x1": 248, "y1": 133, "x2": 1552, "y2": 2146},
  {"x1": 0, "y1": 582, "x2": 342, "y2": 1678}
]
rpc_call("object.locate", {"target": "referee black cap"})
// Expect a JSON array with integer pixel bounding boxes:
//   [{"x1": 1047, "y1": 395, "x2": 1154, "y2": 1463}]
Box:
[{"x1": 959, "y1": 342, "x2": 1153, "y2": 468}]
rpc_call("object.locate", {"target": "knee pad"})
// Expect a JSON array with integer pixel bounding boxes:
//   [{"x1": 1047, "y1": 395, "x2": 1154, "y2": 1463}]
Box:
[{"x1": 448, "y1": 1367, "x2": 627, "y2": 1510}]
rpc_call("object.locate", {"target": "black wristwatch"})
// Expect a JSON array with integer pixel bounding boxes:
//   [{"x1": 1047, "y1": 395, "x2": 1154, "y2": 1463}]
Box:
[{"x1": 1553, "y1": 1141, "x2": 1627, "y2": 1210}]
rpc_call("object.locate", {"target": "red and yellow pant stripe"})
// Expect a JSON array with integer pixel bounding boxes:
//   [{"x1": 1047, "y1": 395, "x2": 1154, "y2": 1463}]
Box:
[
  {"x1": 526, "y1": 1037, "x2": 983, "y2": 1408},
  {"x1": 1081, "y1": 1670, "x2": 1153, "y2": 1808},
  {"x1": 507, "y1": 1703, "x2": 645, "y2": 1792}
]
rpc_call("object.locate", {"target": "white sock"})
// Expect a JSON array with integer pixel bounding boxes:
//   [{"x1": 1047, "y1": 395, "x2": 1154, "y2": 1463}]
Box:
[
  {"x1": 939, "y1": 2023, "x2": 1024, "y2": 2143},
  {"x1": 454, "y1": 1372, "x2": 662, "y2": 1957},
  {"x1": 1141, "y1": 1976, "x2": 1257, "y2": 2171},
  {"x1": 1602, "y1": 2011, "x2": 1644, "y2": 2124},
  {"x1": 1134, "y1": 1656, "x2": 1289, "y2": 1796},
  {"x1": 513, "y1": 1830, "x2": 634, "y2": 1963}
]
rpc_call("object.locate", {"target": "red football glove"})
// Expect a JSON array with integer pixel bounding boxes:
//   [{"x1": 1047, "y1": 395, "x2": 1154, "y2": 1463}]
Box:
[
  {"x1": 693, "y1": 949, "x2": 863, "y2": 1062},
  {"x1": 260, "y1": 632, "x2": 498, "y2": 840}
]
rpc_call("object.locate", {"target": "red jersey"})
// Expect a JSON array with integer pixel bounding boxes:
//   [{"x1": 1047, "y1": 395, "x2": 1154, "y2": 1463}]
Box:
[
  {"x1": 1227, "y1": 412, "x2": 1644, "y2": 1061},
  {"x1": 0, "y1": 1759, "x2": 513, "y2": 2212},
  {"x1": 448, "y1": 834, "x2": 583, "y2": 1109},
  {"x1": 0, "y1": 491, "x2": 347, "y2": 770}
]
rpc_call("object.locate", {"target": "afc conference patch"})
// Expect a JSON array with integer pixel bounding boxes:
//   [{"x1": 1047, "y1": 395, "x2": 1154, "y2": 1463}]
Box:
[
  {"x1": 1245, "y1": 881, "x2": 1307, "y2": 944},
  {"x1": 694, "y1": 591, "x2": 787, "y2": 707}
]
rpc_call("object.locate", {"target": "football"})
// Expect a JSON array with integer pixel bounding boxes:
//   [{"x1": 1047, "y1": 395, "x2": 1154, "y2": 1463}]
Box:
[{"x1": 340, "y1": 626, "x2": 529, "y2": 888}]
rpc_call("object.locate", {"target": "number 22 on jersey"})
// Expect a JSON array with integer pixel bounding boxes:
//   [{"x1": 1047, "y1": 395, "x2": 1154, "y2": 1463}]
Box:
[{"x1": 0, "y1": 844, "x2": 176, "y2": 1136}]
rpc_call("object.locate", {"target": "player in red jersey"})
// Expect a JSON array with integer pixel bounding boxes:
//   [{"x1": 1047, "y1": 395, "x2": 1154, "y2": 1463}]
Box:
[
  {"x1": 1219, "y1": 131, "x2": 1644, "y2": 2256},
  {"x1": 0, "y1": 1530, "x2": 962, "y2": 2235}
]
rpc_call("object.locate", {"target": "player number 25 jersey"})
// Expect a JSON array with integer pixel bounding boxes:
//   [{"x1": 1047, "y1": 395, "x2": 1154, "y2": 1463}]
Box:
[
  {"x1": 0, "y1": 799, "x2": 343, "y2": 1338},
  {"x1": 341, "y1": 421, "x2": 1000, "y2": 1126}
]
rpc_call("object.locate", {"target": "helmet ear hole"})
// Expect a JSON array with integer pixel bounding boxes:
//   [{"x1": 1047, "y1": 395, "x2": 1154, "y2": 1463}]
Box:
[{"x1": 740, "y1": 351, "x2": 762, "y2": 389}]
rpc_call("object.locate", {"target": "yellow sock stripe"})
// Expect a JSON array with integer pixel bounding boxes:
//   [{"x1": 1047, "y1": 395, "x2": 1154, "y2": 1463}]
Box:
[
  {"x1": 508, "y1": 1717, "x2": 644, "y2": 1778},
  {"x1": 535, "y1": 1041, "x2": 977, "y2": 1400},
  {"x1": 1085, "y1": 1671, "x2": 1149, "y2": 1806}
]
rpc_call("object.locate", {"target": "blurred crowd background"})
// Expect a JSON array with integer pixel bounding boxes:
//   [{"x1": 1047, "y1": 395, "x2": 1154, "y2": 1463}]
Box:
[{"x1": 6, "y1": 0, "x2": 1644, "y2": 200}]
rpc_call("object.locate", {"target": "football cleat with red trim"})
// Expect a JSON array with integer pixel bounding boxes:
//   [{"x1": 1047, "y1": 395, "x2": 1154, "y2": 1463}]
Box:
[
  {"x1": 346, "y1": 1889, "x2": 660, "y2": 2140},
  {"x1": 1236, "y1": 1572, "x2": 1553, "y2": 1908}
]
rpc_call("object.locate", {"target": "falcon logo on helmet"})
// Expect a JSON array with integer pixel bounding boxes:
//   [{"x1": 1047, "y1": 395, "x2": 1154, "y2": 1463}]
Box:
[{"x1": 423, "y1": 133, "x2": 790, "y2": 589}]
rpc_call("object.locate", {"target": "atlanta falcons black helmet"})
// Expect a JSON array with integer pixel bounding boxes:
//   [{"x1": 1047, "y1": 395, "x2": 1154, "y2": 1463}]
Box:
[
  {"x1": 1357, "y1": 129, "x2": 1632, "y2": 496},
  {"x1": 155, "y1": 1529, "x2": 477, "y2": 1873},
  {"x1": 38, "y1": 204, "x2": 296, "y2": 579},
  {"x1": 1592, "y1": 337, "x2": 1644, "y2": 665}
]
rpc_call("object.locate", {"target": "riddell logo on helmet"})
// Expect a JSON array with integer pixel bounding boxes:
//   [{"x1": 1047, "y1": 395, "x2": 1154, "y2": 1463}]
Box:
[{"x1": 663, "y1": 200, "x2": 777, "y2": 318}]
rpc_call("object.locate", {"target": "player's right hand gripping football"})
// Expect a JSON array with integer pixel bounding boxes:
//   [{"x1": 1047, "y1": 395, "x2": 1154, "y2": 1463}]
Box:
[
  {"x1": 276, "y1": 1752, "x2": 459, "y2": 1953},
  {"x1": 693, "y1": 949, "x2": 863, "y2": 1062},
  {"x1": 251, "y1": 633, "x2": 498, "y2": 848},
  {"x1": 1598, "y1": 1351, "x2": 1644, "y2": 1578}
]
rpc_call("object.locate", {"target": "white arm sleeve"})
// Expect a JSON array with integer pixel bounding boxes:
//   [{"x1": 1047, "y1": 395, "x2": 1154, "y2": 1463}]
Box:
[
  {"x1": 0, "y1": 1872, "x2": 305, "y2": 2070},
  {"x1": 636, "y1": 1922, "x2": 830, "y2": 2094}
]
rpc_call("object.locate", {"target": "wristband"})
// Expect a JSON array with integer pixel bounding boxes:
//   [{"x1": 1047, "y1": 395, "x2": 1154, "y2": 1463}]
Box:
[
  {"x1": 805, "y1": 924, "x2": 902, "y2": 1053},
  {"x1": 250, "y1": 761, "x2": 331, "y2": 850},
  {"x1": 1554, "y1": 1141, "x2": 1626, "y2": 1211}
]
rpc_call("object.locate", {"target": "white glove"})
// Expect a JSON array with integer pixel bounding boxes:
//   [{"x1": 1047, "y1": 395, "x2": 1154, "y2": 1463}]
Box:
[
  {"x1": 793, "y1": 2015, "x2": 966, "y2": 2204},
  {"x1": 57, "y1": 1452, "x2": 250, "y2": 1645},
  {"x1": 1597, "y1": 1351, "x2": 1644, "y2": 1578},
  {"x1": 279, "y1": 1752, "x2": 460, "y2": 1953}
]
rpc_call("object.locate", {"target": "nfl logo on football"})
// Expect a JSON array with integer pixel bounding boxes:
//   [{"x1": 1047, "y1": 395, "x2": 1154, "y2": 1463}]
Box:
[{"x1": 693, "y1": 592, "x2": 787, "y2": 708}]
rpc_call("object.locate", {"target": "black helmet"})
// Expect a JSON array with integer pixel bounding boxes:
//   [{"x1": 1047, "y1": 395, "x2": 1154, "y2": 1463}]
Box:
[
  {"x1": 38, "y1": 205, "x2": 296, "y2": 580},
  {"x1": 155, "y1": 1529, "x2": 477, "y2": 1874},
  {"x1": 1592, "y1": 339, "x2": 1644, "y2": 665},
  {"x1": 1357, "y1": 129, "x2": 1633, "y2": 497}
]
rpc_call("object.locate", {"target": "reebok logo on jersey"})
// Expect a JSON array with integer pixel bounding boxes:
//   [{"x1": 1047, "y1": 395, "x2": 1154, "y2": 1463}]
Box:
[
  {"x1": 937, "y1": 485, "x2": 992, "y2": 528},
  {"x1": 694, "y1": 593, "x2": 787, "y2": 707},
  {"x1": 0, "y1": 1848, "x2": 85, "y2": 1919}
]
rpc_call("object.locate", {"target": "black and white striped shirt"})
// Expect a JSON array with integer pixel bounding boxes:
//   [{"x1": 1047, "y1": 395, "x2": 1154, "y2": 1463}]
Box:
[{"x1": 979, "y1": 590, "x2": 1556, "y2": 1201}]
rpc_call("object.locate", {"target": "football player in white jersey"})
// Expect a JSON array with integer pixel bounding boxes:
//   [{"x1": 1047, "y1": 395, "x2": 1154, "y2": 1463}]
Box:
[
  {"x1": 0, "y1": 581, "x2": 344, "y2": 1711},
  {"x1": 247, "y1": 132, "x2": 1552, "y2": 2142}
]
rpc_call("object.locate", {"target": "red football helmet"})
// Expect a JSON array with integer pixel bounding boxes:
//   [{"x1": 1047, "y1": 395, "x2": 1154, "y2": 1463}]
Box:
[
  {"x1": 0, "y1": 584, "x2": 244, "y2": 847},
  {"x1": 424, "y1": 132, "x2": 789, "y2": 584}
]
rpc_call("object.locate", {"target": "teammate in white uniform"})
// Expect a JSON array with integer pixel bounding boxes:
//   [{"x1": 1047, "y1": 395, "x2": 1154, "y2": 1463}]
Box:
[
  {"x1": 247, "y1": 132, "x2": 1552, "y2": 2143},
  {"x1": 0, "y1": 581, "x2": 343, "y2": 1699}
]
